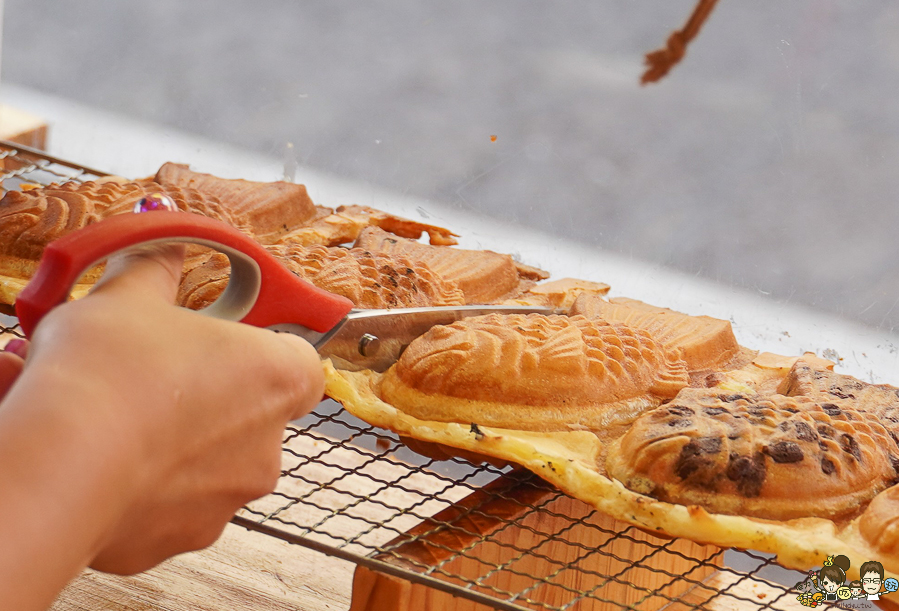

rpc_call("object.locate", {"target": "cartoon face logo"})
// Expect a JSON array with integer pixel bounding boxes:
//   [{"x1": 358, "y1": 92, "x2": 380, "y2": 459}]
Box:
[
  {"x1": 863, "y1": 575, "x2": 883, "y2": 594},
  {"x1": 821, "y1": 576, "x2": 840, "y2": 593},
  {"x1": 796, "y1": 554, "x2": 897, "y2": 606}
]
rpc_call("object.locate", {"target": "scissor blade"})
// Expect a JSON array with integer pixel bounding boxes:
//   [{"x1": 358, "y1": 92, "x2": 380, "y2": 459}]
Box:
[{"x1": 315, "y1": 305, "x2": 554, "y2": 373}]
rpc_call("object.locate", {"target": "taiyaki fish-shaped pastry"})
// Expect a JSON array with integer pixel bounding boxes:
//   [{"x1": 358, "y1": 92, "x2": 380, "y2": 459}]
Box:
[
  {"x1": 570, "y1": 294, "x2": 751, "y2": 376},
  {"x1": 502, "y1": 278, "x2": 611, "y2": 311},
  {"x1": 154, "y1": 163, "x2": 326, "y2": 243},
  {"x1": 859, "y1": 484, "x2": 899, "y2": 556},
  {"x1": 158, "y1": 164, "x2": 458, "y2": 246},
  {"x1": 607, "y1": 374, "x2": 899, "y2": 520},
  {"x1": 354, "y1": 227, "x2": 548, "y2": 304},
  {"x1": 178, "y1": 244, "x2": 465, "y2": 311},
  {"x1": 379, "y1": 313, "x2": 690, "y2": 432},
  {"x1": 0, "y1": 179, "x2": 250, "y2": 307},
  {"x1": 778, "y1": 359, "x2": 899, "y2": 405}
]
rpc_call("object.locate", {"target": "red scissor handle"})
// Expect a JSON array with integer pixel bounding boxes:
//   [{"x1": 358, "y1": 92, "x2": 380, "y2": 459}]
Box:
[{"x1": 15, "y1": 212, "x2": 354, "y2": 338}]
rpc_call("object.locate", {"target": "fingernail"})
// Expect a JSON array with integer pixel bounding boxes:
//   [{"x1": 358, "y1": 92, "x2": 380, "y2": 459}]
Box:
[{"x1": 4, "y1": 339, "x2": 27, "y2": 358}]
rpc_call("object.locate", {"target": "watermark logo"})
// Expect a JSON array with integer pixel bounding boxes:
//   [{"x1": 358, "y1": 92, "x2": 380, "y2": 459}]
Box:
[{"x1": 794, "y1": 555, "x2": 898, "y2": 608}]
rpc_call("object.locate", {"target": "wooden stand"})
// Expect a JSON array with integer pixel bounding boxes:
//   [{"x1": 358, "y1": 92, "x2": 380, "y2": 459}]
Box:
[
  {"x1": 0, "y1": 105, "x2": 47, "y2": 150},
  {"x1": 350, "y1": 472, "x2": 725, "y2": 611}
]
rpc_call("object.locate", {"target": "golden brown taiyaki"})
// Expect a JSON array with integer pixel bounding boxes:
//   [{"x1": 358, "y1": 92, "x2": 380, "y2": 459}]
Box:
[
  {"x1": 178, "y1": 244, "x2": 465, "y2": 311},
  {"x1": 570, "y1": 294, "x2": 753, "y2": 376},
  {"x1": 156, "y1": 164, "x2": 459, "y2": 247},
  {"x1": 0, "y1": 178, "x2": 250, "y2": 303},
  {"x1": 378, "y1": 313, "x2": 690, "y2": 432},
  {"x1": 154, "y1": 162, "x2": 325, "y2": 243},
  {"x1": 607, "y1": 360, "x2": 899, "y2": 520},
  {"x1": 354, "y1": 226, "x2": 548, "y2": 304}
]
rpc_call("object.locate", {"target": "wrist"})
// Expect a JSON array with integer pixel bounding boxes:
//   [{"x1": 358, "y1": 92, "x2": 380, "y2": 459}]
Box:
[{"x1": 0, "y1": 362, "x2": 144, "y2": 610}]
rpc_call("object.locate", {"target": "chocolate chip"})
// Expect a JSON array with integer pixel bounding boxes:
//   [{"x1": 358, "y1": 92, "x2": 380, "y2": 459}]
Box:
[
  {"x1": 840, "y1": 434, "x2": 861, "y2": 461},
  {"x1": 675, "y1": 454, "x2": 706, "y2": 479},
  {"x1": 821, "y1": 457, "x2": 836, "y2": 474},
  {"x1": 470, "y1": 423, "x2": 484, "y2": 440},
  {"x1": 717, "y1": 394, "x2": 747, "y2": 402},
  {"x1": 667, "y1": 405, "x2": 695, "y2": 417},
  {"x1": 726, "y1": 452, "x2": 766, "y2": 497},
  {"x1": 817, "y1": 424, "x2": 835, "y2": 439},
  {"x1": 794, "y1": 421, "x2": 817, "y2": 442},
  {"x1": 829, "y1": 389, "x2": 856, "y2": 400},
  {"x1": 890, "y1": 454, "x2": 899, "y2": 475},
  {"x1": 695, "y1": 437, "x2": 722, "y2": 453},
  {"x1": 821, "y1": 403, "x2": 842, "y2": 417},
  {"x1": 704, "y1": 407, "x2": 729, "y2": 416},
  {"x1": 668, "y1": 418, "x2": 693, "y2": 428},
  {"x1": 765, "y1": 441, "x2": 804, "y2": 463}
]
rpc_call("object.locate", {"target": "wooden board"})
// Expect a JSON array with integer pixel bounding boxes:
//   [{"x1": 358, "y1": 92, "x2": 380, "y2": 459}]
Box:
[
  {"x1": 0, "y1": 105, "x2": 47, "y2": 150},
  {"x1": 350, "y1": 472, "x2": 723, "y2": 611},
  {"x1": 51, "y1": 522, "x2": 353, "y2": 611}
]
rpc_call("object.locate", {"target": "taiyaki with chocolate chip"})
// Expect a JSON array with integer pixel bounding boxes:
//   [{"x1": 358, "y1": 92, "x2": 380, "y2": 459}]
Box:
[{"x1": 606, "y1": 383, "x2": 899, "y2": 520}]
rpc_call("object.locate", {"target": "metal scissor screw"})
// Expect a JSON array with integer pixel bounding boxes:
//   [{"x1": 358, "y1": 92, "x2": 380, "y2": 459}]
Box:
[{"x1": 358, "y1": 333, "x2": 381, "y2": 357}]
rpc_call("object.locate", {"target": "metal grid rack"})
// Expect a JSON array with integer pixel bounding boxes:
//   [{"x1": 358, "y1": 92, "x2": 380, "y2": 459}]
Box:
[{"x1": 0, "y1": 141, "x2": 811, "y2": 611}]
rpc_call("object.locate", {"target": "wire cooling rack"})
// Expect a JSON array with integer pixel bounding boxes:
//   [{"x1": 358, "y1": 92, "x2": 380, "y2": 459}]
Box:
[{"x1": 0, "y1": 141, "x2": 814, "y2": 611}]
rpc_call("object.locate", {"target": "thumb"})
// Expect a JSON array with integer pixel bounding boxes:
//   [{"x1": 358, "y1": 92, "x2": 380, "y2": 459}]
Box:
[{"x1": 89, "y1": 243, "x2": 186, "y2": 304}]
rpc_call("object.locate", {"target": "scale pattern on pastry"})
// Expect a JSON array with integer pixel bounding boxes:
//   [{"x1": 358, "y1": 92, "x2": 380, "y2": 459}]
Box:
[
  {"x1": 570, "y1": 294, "x2": 750, "y2": 375},
  {"x1": 354, "y1": 227, "x2": 548, "y2": 304},
  {"x1": 0, "y1": 178, "x2": 249, "y2": 288},
  {"x1": 155, "y1": 164, "x2": 459, "y2": 247},
  {"x1": 0, "y1": 165, "x2": 463, "y2": 309},
  {"x1": 379, "y1": 313, "x2": 690, "y2": 431},
  {"x1": 178, "y1": 245, "x2": 466, "y2": 310},
  {"x1": 154, "y1": 163, "x2": 324, "y2": 243}
]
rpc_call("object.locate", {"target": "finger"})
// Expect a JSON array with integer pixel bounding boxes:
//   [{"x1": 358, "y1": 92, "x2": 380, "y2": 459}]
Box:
[
  {"x1": 90, "y1": 243, "x2": 186, "y2": 304},
  {"x1": 0, "y1": 352, "x2": 24, "y2": 397},
  {"x1": 267, "y1": 332, "x2": 325, "y2": 421},
  {"x1": 3, "y1": 338, "x2": 29, "y2": 360}
]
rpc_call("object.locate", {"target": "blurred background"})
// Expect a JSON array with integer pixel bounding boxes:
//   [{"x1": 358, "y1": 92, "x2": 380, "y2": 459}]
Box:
[{"x1": 4, "y1": 0, "x2": 898, "y2": 330}]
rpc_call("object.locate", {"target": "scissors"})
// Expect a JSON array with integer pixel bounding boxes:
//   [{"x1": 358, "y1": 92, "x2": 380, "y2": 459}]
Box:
[{"x1": 15, "y1": 197, "x2": 552, "y2": 372}]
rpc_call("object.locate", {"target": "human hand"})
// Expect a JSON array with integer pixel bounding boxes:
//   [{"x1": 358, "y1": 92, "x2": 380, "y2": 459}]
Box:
[{"x1": 20, "y1": 243, "x2": 323, "y2": 574}]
